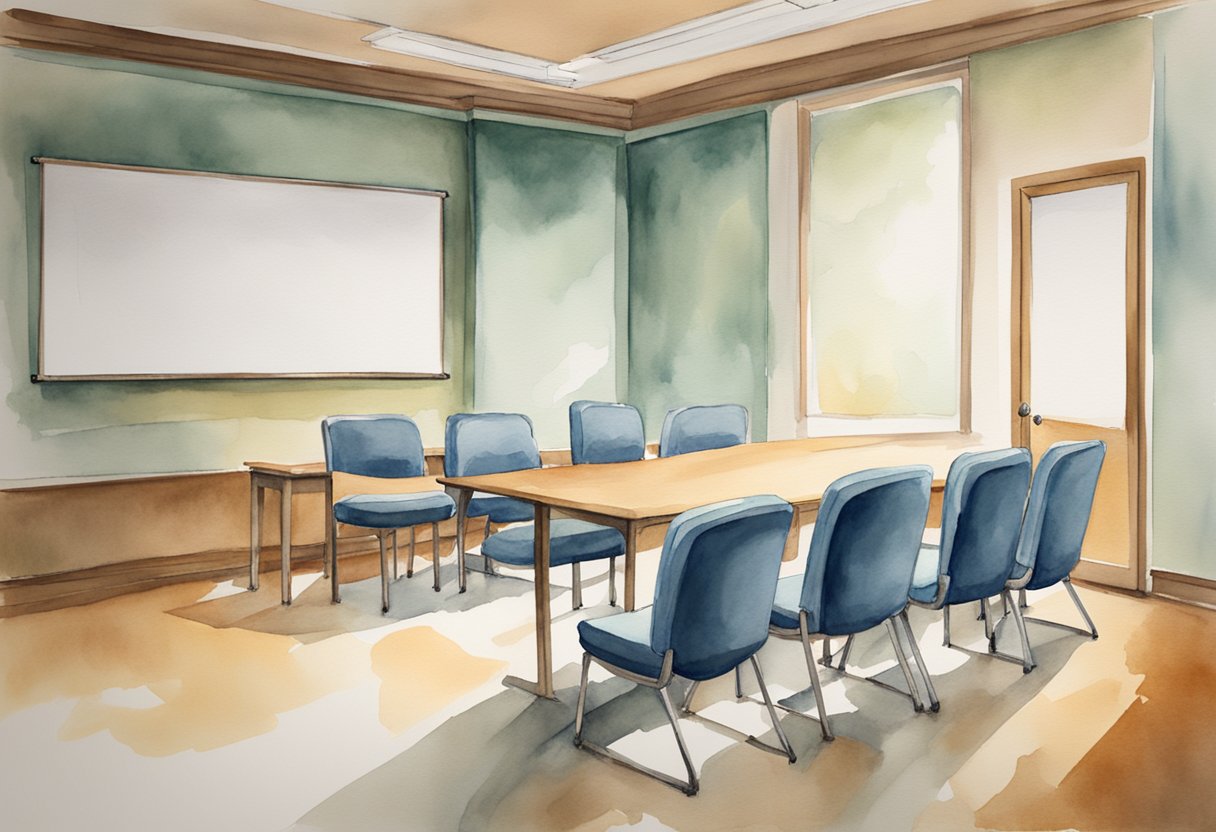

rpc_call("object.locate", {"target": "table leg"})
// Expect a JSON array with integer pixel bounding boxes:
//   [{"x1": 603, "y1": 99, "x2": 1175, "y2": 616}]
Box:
[
  {"x1": 448, "y1": 487, "x2": 472, "y2": 593},
  {"x1": 330, "y1": 511, "x2": 341, "y2": 604},
  {"x1": 249, "y1": 479, "x2": 263, "y2": 591},
  {"x1": 624, "y1": 520, "x2": 638, "y2": 612},
  {"x1": 504, "y1": 503, "x2": 555, "y2": 699},
  {"x1": 322, "y1": 476, "x2": 333, "y2": 580},
  {"x1": 280, "y1": 479, "x2": 293, "y2": 606}
]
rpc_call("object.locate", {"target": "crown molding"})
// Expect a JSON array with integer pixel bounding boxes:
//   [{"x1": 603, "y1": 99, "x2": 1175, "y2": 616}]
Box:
[
  {"x1": 364, "y1": 0, "x2": 931, "y2": 89},
  {"x1": 0, "y1": 2, "x2": 1187, "y2": 133},
  {"x1": 630, "y1": 0, "x2": 1184, "y2": 127},
  {"x1": 0, "y1": 9, "x2": 635, "y2": 130}
]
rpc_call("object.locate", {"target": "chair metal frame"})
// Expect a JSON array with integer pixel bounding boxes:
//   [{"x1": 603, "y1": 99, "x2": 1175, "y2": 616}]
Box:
[
  {"x1": 448, "y1": 412, "x2": 621, "y2": 610},
  {"x1": 574, "y1": 648, "x2": 795, "y2": 796},
  {"x1": 573, "y1": 495, "x2": 796, "y2": 795},
  {"x1": 323, "y1": 414, "x2": 453, "y2": 614},
  {"x1": 769, "y1": 606, "x2": 934, "y2": 742},
  {"x1": 992, "y1": 440, "x2": 1106, "y2": 673}
]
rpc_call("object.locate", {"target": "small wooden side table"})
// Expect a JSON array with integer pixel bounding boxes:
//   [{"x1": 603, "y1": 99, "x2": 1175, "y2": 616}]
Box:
[{"x1": 245, "y1": 461, "x2": 333, "y2": 605}]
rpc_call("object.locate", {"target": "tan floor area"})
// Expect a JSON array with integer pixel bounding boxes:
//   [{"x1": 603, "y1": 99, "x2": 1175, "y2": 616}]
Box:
[{"x1": 1, "y1": 547, "x2": 1214, "y2": 831}]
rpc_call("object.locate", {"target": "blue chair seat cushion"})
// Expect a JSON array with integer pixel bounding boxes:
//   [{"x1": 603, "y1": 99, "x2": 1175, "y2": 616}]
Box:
[
  {"x1": 909, "y1": 545, "x2": 942, "y2": 605},
  {"x1": 467, "y1": 494, "x2": 535, "y2": 523},
  {"x1": 333, "y1": 491, "x2": 455, "y2": 529},
  {"x1": 578, "y1": 608, "x2": 664, "y2": 679},
  {"x1": 769, "y1": 574, "x2": 804, "y2": 632},
  {"x1": 481, "y1": 519, "x2": 624, "y2": 567}
]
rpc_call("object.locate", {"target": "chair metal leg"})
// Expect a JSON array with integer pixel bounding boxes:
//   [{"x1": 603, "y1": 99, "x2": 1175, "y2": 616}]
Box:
[
  {"x1": 657, "y1": 686, "x2": 699, "y2": 796},
  {"x1": 899, "y1": 610, "x2": 939, "y2": 712},
  {"x1": 1064, "y1": 578, "x2": 1099, "y2": 639},
  {"x1": 573, "y1": 652, "x2": 591, "y2": 747},
  {"x1": 750, "y1": 656, "x2": 796, "y2": 763},
  {"x1": 1019, "y1": 588, "x2": 1029, "y2": 609},
  {"x1": 482, "y1": 517, "x2": 496, "y2": 575},
  {"x1": 379, "y1": 531, "x2": 390, "y2": 614},
  {"x1": 681, "y1": 680, "x2": 700, "y2": 714},
  {"x1": 391, "y1": 530, "x2": 399, "y2": 581},
  {"x1": 799, "y1": 629, "x2": 834, "y2": 741},
  {"x1": 1004, "y1": 589, "x2": 1036, "y2": 673},
  {"x1": 942, "y1": 605, "x2": 951, "y2": 647},
  {"x1": 885, "y1": 618, "x2": 925, "y2": 712},
  {"x1": 734, "y1": 664, "x2": 744, "y2": 699},
  {"x1": 608, "y1": 556, "x2": 617, "y2": 607},
  {"x1": 571, "y1": 562, "x2": 583, "y2": 610},
  {"x1": 431, "y1": 522, "x2": 441, "y2": 592},
  {"x1": 833, "y1": 635, "x2": 855, "y2": 671},
  {"x1": 820, "y1": 638, "x2": 832, "y2": 667},
  {"x1": 981, "y1": 596, "x2": 995, "y2": 651},
  {"x1": 406, "y1": 526, "x2": 416, "y2": 578}
]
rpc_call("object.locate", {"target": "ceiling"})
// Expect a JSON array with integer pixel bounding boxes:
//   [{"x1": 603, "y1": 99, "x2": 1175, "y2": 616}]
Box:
[{"x1": 0, "y1": 0, "x2": 1181, "y2": 127}]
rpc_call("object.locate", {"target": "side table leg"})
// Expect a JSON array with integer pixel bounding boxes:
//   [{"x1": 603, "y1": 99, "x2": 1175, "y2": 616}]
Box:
[
  {"x1": 280, "y1": 480, "x2": 293, "y2": 605},
  {"x1": 250, "y1": 480, "x2": 263, "y2": 591},
  {"x1": 322, "y1": 475, "x2": 333, "y2": 579}
]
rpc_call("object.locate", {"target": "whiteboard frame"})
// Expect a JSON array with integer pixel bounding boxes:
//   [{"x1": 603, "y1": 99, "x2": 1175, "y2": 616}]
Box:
[{"x1": 33, "y1": 157, "x2": 450, "y2": 382}]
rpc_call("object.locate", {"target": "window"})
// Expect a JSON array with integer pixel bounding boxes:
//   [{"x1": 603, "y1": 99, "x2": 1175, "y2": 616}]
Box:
[{"x1": 801, "y1": 74, "x2": 969, "y2": 435}]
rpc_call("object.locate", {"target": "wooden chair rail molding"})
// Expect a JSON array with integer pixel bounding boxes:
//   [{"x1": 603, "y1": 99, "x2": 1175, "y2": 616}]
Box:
[{"x1": 1, "y1": 1, "x2": 1183, "y2": 132}]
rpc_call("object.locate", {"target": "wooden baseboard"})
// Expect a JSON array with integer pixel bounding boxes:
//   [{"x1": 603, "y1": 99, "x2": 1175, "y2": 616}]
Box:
[
  {"x1": 0, "y1": 531, "x2": 478, "y2": 618},
  {"x1": 1151, "y1": 569, "x2": 1216, "y2": 610}
]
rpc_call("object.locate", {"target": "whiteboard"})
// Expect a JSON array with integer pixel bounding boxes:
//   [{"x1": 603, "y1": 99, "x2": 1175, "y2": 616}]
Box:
[{"x1": 36, "y1": 159, "x2": 446, "y2": 380}]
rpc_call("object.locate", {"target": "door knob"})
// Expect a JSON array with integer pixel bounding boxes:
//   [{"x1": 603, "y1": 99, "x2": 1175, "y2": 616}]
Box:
[
  {"x1": 1018, "y1": 402, "x2": 1031, "y2": 418},
  {"x1": 1032, "y1": 414, "x2": 1043, "y2": 426}
]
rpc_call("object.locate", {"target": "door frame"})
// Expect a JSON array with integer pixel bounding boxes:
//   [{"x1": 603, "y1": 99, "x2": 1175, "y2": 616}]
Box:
[{"x1": 1010, "y1": 157, "x2": 1146, "y2": 592}]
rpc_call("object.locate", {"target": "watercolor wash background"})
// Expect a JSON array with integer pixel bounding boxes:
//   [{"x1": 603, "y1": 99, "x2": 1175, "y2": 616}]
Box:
[
  {"x1": 2, "y1": 9, "x2": 1215, "y2": 580},
  {"x1": 0, "y1": 4, "x2": 1214, "y2": 830}
]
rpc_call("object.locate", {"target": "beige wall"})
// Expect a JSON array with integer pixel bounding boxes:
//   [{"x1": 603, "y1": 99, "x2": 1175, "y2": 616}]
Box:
[{"x1": 968, "y1": 18, "x2": 1154, "y2": 444}]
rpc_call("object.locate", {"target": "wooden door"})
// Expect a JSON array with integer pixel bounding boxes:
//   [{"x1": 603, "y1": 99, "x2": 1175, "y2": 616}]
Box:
[{"x1": 1012, "y1": 159, "x2": 1145, "y2": 591}]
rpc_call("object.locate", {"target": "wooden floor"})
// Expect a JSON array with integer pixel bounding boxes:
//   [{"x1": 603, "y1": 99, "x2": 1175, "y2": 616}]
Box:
[{"x1": 1, "y1": 548, "x2": 1214, "y2": 831}]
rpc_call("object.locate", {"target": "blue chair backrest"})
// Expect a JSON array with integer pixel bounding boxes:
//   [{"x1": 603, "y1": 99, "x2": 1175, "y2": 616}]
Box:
[
  {"x1": 800, "y1": 466, "x2": 933, "y2": 636},
  {"x1": 650, "y1": 495, "x2": 794, "y2": 680},
  {"x1": 444, "y1": 413, "x2": 541, "y2": 477},
  {"x1": 939, "y1": 448, "x2": 1032, "y2": 604},
  {"x1": 322, "y1": 415, "x2": 426, "y2": 478},
  {"x1": 1014, "y1": 440, "x2": 1106, "y2": 588},
  {"x1": 569, "y1": 401, "x2": 645, "y2": 465},
  {"x1": 658, "y1": 404, "x2": 749, "y2": 458}
]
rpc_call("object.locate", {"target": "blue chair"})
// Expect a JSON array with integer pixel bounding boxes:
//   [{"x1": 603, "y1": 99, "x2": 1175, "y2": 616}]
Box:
[
  {"x1": 569, "y1": 400, "x2": 646, "y2": 465},
  {"x1": 574, "y1": 495, "x2": 796, "y2": 795},
  {"x1": 769, "y1": 466, "x2": 933, "y2": 740},
  {"x1": 903, "y1": 448, "x2": 1032, "y2": 700},
  {"x1": 658, "y1": 404, "x2": 748, "y2": 457},
  {"x1": 999, "y1": 440, "x2": 1106, "y2": 673},
  {"x1": 446, "y1": 413, "x2": 625, "y2": 608},
  {"x1": 568, "y1": 401, "x2": 646, "y2": 606},
  {"x1": 322, "y1": 415, "x2": 456, "y2": 613}
]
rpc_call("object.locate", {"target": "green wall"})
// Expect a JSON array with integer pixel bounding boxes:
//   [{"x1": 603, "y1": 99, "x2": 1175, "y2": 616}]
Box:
[
  {"x1": 626, "y1": 112, "x2": 770, "y2": 440},
  {"x1": 0, "y1": 50, "x2": 471, "y2": 480},
  {"x1": 471, "y1": 120, "x2": 623, "y2": 447},
  {"x1": 1152, "y1": 2, "x2": 1216, "y2": 581}
]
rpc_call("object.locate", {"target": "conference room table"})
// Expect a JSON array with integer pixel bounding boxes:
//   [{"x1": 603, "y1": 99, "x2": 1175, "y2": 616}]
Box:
[{"x1": 438, "y1": 436, "x2": 977, "y2": 699}]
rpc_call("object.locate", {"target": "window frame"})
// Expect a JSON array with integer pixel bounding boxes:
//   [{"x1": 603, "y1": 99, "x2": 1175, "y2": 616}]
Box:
[{"x1": 798, "y1": 64, "x2": 973, "y2": 437}]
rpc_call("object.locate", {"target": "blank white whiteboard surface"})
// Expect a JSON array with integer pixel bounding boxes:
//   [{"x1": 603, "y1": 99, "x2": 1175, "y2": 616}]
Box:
[{"x1": 37, "y1": 159, "x2": 446, "y2": 379}]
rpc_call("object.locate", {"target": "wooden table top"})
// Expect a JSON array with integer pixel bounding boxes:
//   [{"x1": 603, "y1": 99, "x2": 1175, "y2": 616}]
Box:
[
  {"x1": 437, "y1": 435, "x2": 982, "y2": 522},
  {"x1": 245, "y1": 460, "x2": 329, "y2": 478}
]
